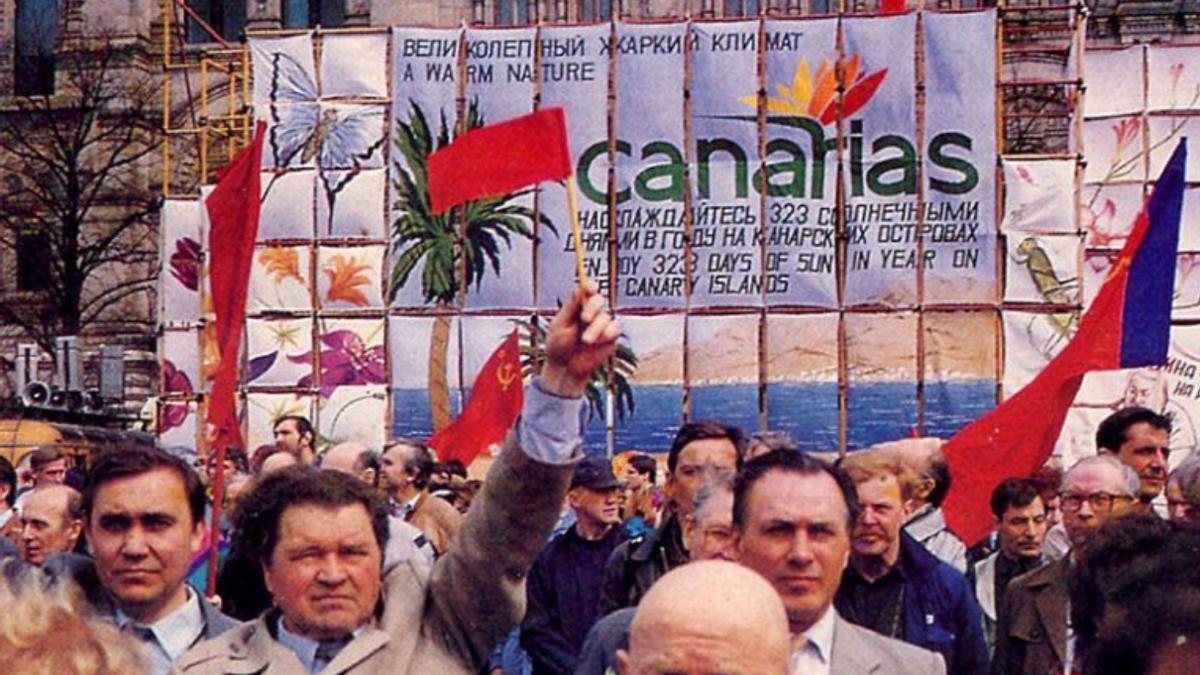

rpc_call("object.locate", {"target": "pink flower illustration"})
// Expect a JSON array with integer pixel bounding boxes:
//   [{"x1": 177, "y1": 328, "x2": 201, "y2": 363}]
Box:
[
  {"x1": 169, "y1": 238, "x2": 201, "y2": 291},
  {"x1": 1111, "y1": 117, "x2": 1141, "y2": 162},
  {"x1": 290, "y1": 330, "x2": 385, "y2": 398},
  {"x1": 1083, "y1": 198, "x2": 1125, "y2": 248},
  {"x1": 160, "y1": 359, "x2": 194, "y2": 432}
]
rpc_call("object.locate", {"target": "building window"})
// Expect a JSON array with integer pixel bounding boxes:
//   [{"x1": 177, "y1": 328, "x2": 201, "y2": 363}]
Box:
[
  {"x1": 186, "y1": 0, "x2": 247, "y2": 44},
  {"x1": 16, "y1": 233, "x2": 51, "y2": 292},
  {"x1": 14, "y1": 0, "x2": 57, "y2": 96},
  {"x1": 724, "y1": 0, "x2": 761, "y2": 16},
  {"x1": 283, "y1": 0, "x2": 346, "y2": 29},
  {"x1": 580, "y1": 0, "x2": 614, "y2": 20},
  {"x1": 497, "y1": 0, "x2": 533, "y2": 24}
]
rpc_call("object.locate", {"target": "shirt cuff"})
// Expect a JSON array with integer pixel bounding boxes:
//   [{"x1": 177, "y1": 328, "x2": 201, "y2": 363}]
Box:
[{"x1": 518, "y1": 377, "x2": 585, "y2": 465}]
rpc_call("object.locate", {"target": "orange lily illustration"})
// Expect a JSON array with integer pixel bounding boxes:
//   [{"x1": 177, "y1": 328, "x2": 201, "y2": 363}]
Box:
[
  {"x1": 259, "y1": 247, "x2": 304, "y2": 284},
  {"x1": 323, "y1": 254, "x2": 372, "y2": 306}
]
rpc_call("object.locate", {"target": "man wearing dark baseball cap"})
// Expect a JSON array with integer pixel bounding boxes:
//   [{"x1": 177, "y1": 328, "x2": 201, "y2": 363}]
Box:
[{"x1": 521, "y1": 455, "x2": 627, "y2": 675}]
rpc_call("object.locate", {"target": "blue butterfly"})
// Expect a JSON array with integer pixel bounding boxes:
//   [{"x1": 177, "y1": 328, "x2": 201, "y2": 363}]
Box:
[{"x1": 264, "y1": 50, "x2": 385, "y2": 233}]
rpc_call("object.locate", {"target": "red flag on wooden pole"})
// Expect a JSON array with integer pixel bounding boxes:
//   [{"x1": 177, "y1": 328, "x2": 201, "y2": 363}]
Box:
[
  {"x1": 203, "y1": 122, "x2": 266, "y2": 596},
  {"x1": 205, "y1": 122, "x2": 266, "y2": 454},
  {"x1": 427, "y1": 108, "x2": 571, "y2": 214},
  {"x1": 428, "y1": 330, "x2": 524, "y2": 466}
]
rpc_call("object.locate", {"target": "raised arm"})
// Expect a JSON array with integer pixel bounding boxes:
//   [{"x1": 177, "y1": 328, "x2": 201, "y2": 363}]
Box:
[{"x1": 414, "y1": 280, "x2": 619, "y2": 669}]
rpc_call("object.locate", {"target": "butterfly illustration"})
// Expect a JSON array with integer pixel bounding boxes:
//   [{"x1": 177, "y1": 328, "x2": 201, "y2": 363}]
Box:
[{"x1": 264, "y1": 50, "x2": 386, "y2": 232}]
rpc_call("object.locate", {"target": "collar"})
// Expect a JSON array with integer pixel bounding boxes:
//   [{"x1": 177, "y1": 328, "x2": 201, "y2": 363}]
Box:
[
  {"x1": 904, "y1": 504, "x2": 946, "y2": 542},
  {"x1": 116, "y1": 586, "x2": 205, "y2": 662},
  {"x1": 276, "y1": 616, "x2": 368, "y2": 673},
  {"x1": 847, "y1": 556, "x2": 907, "y2": 584},
  {"x1": 800, "y1": 604, "x2": 836, "y2": 664}
]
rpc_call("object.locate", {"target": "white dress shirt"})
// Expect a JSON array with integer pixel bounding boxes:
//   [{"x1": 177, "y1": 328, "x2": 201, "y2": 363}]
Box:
[
  {"x1": 116, "y1": 586, "x2": 206, "y2": 675},
  {"x1": 791, "y1": 604, "x2": 836, "y2": 675}
]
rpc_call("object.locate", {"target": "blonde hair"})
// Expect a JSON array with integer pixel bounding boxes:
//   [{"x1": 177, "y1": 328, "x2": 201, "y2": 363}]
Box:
[
  {"x1": 839, "y1": 451, "x2": 920, "y2": 502},
  {"x1": 0, "y1": 562, "x2": 145, "y2": 674}
]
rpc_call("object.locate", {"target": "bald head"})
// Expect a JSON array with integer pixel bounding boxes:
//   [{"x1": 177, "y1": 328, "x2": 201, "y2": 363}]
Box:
[
  {"x1": 260, "y1": 451, "x2": 297, "y2": 475},
  {"x1": 877, "y1": 437, "x2": 947, "y2": 508},
  {"x1": 617, "y1": 560, "x2": 790, "y2": 675},
  {"x1": 321, "y1": 442, "x2": 378, "y2": 486}
]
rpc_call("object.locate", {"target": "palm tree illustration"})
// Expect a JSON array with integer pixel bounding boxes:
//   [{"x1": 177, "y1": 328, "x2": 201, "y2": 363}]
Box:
[{"x1": 389, "y1": 100, "x2": 552, "y2": 431}]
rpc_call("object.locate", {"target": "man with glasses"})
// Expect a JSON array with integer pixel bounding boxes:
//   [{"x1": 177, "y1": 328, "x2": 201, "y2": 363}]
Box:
[
  {"x1": 599, "y1": 421, "x2": 743, "y2": 613},
  {"x1": 992, "y1": 455, "x2": 1139, "y2": 675},
  {"x1": 575, "y1": 475, "x2": 738, "y2": 675}
]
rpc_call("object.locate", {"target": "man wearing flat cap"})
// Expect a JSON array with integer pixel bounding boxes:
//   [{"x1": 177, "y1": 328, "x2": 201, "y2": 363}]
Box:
[{"x1": 521, "y1": 455, "x2": 627, "y2": 675}]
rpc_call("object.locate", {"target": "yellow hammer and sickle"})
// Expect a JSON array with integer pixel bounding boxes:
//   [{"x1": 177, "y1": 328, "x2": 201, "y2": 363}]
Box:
[{"x1": 497, "y1": 361, "x2": 517, "y2": 391}]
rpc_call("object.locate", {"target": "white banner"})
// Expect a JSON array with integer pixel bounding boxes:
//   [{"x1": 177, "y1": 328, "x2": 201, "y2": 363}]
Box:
[
  {"x1": 762, "y1": 18, "x2": 839, "y2": 307},
  {"x1": 690, "y1": 20, "x2": 763, "y2": 308},
  {"x1": 613, "y1": 22, "x2": 689, "y2": 309},
  {"x1": 922, "y1": 11, "x2": 997, "y2": 305},
  {"x1": 538, "y1": 24, "x2": 611, "y2": 308}
]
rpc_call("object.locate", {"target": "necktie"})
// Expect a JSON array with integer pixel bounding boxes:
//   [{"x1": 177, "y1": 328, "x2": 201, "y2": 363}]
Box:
[{"x1": 314, "y1": 635, "x2": 352, "y2": 672}]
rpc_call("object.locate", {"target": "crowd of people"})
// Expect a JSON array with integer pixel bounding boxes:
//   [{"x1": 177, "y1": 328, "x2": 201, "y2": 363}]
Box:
[{"x1": 0, "y1": 281, "x2": 1198, "y2": 675}]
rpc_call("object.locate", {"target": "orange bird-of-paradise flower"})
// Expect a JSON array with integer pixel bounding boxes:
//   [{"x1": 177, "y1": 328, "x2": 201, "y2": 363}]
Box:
[
  {"x1": 259, "y1": 247, "x2": 303, "y2": 284},
  {"x1": 323, "y1": 254, "x2": 372, "y2": 306},
  {"x1": 743, "y1": 54, "x2": 887, "y2": 126}
]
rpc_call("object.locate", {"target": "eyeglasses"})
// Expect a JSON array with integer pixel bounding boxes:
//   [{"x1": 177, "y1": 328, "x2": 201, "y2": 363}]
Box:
[{"x1": 1059, "y1": 492, "x2": 1134, "y2": 513}]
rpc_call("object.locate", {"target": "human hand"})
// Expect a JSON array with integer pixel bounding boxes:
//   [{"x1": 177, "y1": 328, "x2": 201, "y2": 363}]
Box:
[{"x1": 541, "y1": 279, "x2": 620, "y2": 398}]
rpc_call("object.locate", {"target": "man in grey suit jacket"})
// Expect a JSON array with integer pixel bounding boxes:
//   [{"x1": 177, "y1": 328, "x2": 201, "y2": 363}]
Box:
[
  {"x1": 732, "y1": 449, "x2": 946, "y2": 674},
  {"x1": 176, "y1": 280, "x2": 621, "y2": 675},
  {"x1": 78, "y1": 447, "x2": 241, "y2": 674}
]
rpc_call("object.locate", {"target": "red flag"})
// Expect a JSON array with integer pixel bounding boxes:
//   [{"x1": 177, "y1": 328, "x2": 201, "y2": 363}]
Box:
[
  {"x1": 429, "y1": 330, "x2": 524, "y2": 466},
  {"x1": 204, "y1": 123, "x2": 266, "y2": 454},
  {"x1": 427, "y1": 108, "x2": 571, "y2": 214},
  {"x1": 943, "y1": 142, "x2": 1186, "y2": 546},
  {"x1": 881, "y1": 0, "x2": 907, "y2": 13}
]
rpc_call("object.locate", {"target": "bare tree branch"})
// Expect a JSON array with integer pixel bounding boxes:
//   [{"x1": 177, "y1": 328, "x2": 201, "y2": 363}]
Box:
[{"x1": 0, "y1": 35, "x2": 160, "y2": 348}]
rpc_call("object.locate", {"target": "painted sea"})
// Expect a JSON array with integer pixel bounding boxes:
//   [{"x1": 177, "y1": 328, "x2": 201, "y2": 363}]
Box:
[{"x1": 394, "y1": 379, "x2": 996, "y2": 454}]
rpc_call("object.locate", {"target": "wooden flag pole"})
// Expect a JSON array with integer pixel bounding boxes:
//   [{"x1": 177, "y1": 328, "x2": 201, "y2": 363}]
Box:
[{"x1": 566, "y1": 175, "x2": 588, "y2": 286}]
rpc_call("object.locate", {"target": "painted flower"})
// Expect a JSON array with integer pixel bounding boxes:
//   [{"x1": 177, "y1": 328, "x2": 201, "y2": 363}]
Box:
[
  {"x1": 169, "y1": 237, "x2": 201, "y2": 291},
  {"x1": 1083, "y1": 198, "x2": 1123, "y2": 248},
  {"x1": 745, "y1": 54, "x2": 887, "y2": 126},
  {"x1": 160, "y1": 359, "x2": 193, "y2": 433},
  {"x1": 259, "y1": 247, "x2": 303, "y2": 284},
  {"x1": 1111, "y1": 117, "x2": 1141, "y2": 162},
  {"x1": 323, "y1": 254, "x2": 372, "y2": 306},
  {"x1": 290, "y1": 329, "x2": 385, "y2": 397},
  {"x1": 1170, "y1": 63, "x2": 1185, "y2": 99}
]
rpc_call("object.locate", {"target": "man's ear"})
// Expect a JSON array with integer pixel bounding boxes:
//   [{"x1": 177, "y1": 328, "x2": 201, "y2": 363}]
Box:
[
  {"x1": 680, "y1": 513, "x2": 696, "y2": 547},
  {"x1": 361, "y1": 468, "x2": 377, "y2": 486},
  {"x1": 188, "y1": 519, "x2": 206, "y2": 557},
  {"x1": 615, "y1": 649, "x2": 631, "y2": 675},
  {"x1": 916, "y1": 476, "x2": 935, "y2": 502},
  {"x1": 261, "y1": 559, "x2": 276, "y2": 597},
  {"x1": 66, "y1": 518, "x2": 83, "y2": 549}
]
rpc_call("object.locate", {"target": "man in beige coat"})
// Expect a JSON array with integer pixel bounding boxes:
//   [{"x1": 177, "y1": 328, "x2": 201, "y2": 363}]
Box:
[{"x1": 174, "y1": 280, "x2": 620, "y2": 675}]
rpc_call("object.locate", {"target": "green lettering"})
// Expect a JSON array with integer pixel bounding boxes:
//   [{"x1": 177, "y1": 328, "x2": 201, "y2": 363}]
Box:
[
  {"x1": 635, "y1": 141, "x2": 685, "y2": 202},
  {"x1": 928, "y1": 132, "x2": 978, "y2": 195},
  {"x1": 866, "y1": 134, "x2": 917, "y2": 197}
]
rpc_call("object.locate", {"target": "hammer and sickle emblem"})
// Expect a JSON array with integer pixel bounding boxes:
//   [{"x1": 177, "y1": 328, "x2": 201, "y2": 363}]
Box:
[{"x1": 497, "y1": 361, "x2": 517, "y2": 391}]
